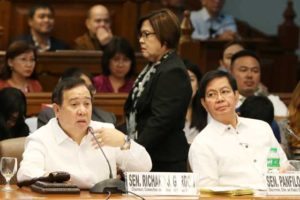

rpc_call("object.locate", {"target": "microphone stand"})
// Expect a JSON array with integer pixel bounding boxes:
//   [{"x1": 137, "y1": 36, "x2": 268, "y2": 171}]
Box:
[{"x1": 88, "y1": 127, "x2": 125, "y2": 194}]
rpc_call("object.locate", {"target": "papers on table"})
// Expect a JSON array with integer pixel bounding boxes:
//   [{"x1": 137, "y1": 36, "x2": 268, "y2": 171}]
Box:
[{"x1": 200, "y1": 186, "x2": 254, "y2": 196}]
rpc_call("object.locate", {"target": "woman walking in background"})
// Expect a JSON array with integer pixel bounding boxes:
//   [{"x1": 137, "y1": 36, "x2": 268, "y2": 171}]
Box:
[{"x1": 124, "y1": 9, "x2": 192, "y2": 172}]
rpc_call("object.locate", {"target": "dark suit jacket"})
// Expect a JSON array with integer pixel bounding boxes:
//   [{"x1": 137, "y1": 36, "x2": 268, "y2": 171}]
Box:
[
  {"x1": 16, "y1": 34, "x2": 69, "y2": 51},
  {"x1": 37, "y1": 107, "x2": 116, "y2": 128},
  {"x1": 124, "y1": 52, "x2": 192, "y2": 171}
]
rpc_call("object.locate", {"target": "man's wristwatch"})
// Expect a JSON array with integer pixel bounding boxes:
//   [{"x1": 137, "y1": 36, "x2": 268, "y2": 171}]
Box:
[{"x1": 120, "y1": 135, "x2": 131, "y2": 150}]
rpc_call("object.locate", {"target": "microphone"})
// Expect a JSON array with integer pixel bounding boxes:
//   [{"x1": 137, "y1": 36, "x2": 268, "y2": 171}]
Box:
[
  {"x1": 17, "y1": 171, "x2": 70, "y2": 187},
  {"x1": 88, "y1": 126, "x2": 125, "y2": 194}
]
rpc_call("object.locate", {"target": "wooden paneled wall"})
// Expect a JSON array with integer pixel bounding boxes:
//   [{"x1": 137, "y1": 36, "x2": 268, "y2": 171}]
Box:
[
  {"x1": 26, "y1": 92, "x2": 128, "y2": 124},
  {"x1": 0, "y1": 0, "x2": 163, "y2": 50},
  {"x1": 0, "y1": 0, "x2": 298, "y2": 92}
]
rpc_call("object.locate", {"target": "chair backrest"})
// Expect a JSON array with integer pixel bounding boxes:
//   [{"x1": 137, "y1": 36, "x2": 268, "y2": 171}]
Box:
[{"x1": 0, "y1": 137, "x2": 26, "y2": 184}]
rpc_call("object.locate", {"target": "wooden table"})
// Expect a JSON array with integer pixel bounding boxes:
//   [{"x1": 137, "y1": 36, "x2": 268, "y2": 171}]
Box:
[{"x1": 1, "y1": 186, "x2": 300, "y2": 199}]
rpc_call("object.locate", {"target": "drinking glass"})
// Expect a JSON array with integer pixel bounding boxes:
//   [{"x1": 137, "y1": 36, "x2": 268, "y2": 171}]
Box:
[{"x1": 0, "y1": 157, "x2": 17, "y2": 191}]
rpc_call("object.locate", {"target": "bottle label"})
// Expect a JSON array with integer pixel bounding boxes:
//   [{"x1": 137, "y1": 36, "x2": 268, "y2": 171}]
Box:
[{"x1": 267, "y1": 158, "x2": 280, "y2": 168}]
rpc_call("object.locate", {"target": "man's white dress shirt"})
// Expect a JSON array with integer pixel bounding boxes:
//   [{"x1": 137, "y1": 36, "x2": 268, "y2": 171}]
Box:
[
  {"x1": 17, "y1": 118, "x2": 152, "y2": 189},
  {"x1": 189, "y1": 116, "x2": 287, "y2": 189},
  {"x1": 190, "y1": 7, "x2": 237, "y2": 40}
]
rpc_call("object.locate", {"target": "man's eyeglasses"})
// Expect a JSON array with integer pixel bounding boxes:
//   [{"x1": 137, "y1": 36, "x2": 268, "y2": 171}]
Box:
[
  {"x1": 205, "y1": 88, "x2": 233, "y2": 100},
  {"x1": 138, "y1": 31, "x2": 156, "y2": 40}
]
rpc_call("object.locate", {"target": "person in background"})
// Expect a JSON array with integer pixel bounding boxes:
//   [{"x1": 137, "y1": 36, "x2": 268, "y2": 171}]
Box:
[
  {"x1": 188, "y1": 70, "x2": 287, "y2": 188},
  {"x1": 74, "y1": 4, "x2": 113, "y2": 50},
  {"x1": 0, "y1": 40, "x2": 42, "y2": 93},
  {"x1": 183, "y1": 59, "x2": 206, "y2": 144},
  {"x1": 0, "y1": 88, "x2": 29, "y2": 140},
  {"x1": 239, "y1": 95, "x2": 281, "y2": 143},
  {"x1": 219, "y1": 41, "x2": 269, "y2": 94},
  {"x1": 124, "y1": 9, "x2": 192, "y2": 172},
  {"x1": 37, "y1": 67, "x2": 116, "y2": 128},
  {"x1": 16, "y1": 3, "x2": 68, "y2": 52},
  {"x1": 279, "y1": 81, "x2": 300, "y2": 159},
  {"x1": 93, "y1": 37, "x2": 136, "y2": 93},
  {"x1": 219, "y1": 40, "x2": 244, "y2": 72},
  {"x1": 190, "y1": 0, "x2": 238, "y2": 40},
  {"x1": 17, "y1": 78, "x2": 152, "y2": 189},
  {"x1": 230, "y1": 50, "x2": 287, "y2": 118}
]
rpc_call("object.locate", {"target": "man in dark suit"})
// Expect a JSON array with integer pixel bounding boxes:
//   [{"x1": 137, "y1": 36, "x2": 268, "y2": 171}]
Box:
[
  {"x1": 37, "y1": 67, "x2": 116, "y2": 128},
  {"x1": 17, "y1": 3, "x2": 68, "y2": 52}
]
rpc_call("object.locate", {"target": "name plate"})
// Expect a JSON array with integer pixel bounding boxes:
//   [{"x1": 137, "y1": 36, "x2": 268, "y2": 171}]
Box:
[
  {"x1": 125, "y1": 172, "x2": 198, "y2": 196},
  {"x1": 266, "y1": 173, "x2": 300, "y2": 195}
]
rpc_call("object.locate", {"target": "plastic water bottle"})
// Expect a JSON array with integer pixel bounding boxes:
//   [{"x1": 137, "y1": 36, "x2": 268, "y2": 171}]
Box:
[{"x1": 267, "y1": 147, "x2": 280, "y2": 173}]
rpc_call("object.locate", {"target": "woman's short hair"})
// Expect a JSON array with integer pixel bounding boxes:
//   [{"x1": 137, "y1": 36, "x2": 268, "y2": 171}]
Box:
[
  {"x1": 101, "y1": 37, "x2": 136, "y2": 79},
  {"x1": 137, "y1": 9, "x2": 180, "y2": 49},
  {"x1": 0, "y1": 40, "x2": 38, "y2": 80}
]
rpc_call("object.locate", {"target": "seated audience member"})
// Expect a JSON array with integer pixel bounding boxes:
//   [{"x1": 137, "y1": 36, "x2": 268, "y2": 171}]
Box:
[
  {"x1": 230, "y1": 50, "x2": 288, "y2": 118},
  {"x1": 17, "y1": 78, "x2": 152, "y2": 189},
  {"x1": 183, "y1": 59, "x2": 206, "y2": 144},
  {"x1": 37, "y1": 67, "x2": 116, "y2": 128},
  {"x1": 219, "y1": 40, "x2": 244, "y2": 72},
  {"x1": 74, "y1": 4, "x2": 113, "y2": 50},
  {"x1": 17, "y1": 3, "x2": 68, "y2": 52},
  {"x1": 219, "y1": 41, "x2": 268, "y2": 95},
  {"x1": 188, "y1": 70, "x2": 287, "y2": 188},
  {"x1": 239, "y1": 95, "x2": 281, "y2": 143},
  {"x1": 93, "y1": 37, "x2": 135, "y2": 93},
  {"x1": 0, "y1": 41, "x2": 42, "y2": 93},
  {"x1": 190, "y1": 0, "x2": 238, "y2": 40},
  {"x1": 0, "y1": 88, "x2": 29, "y2": 140},
  {"x1": 279, "y1": 81, "x2": 300, "y2": 159}
]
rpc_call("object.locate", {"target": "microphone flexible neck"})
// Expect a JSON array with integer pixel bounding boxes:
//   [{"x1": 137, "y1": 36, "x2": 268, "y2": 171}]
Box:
[{"x1": 88, "y1": 127, "x2": 113, "y2": 179}]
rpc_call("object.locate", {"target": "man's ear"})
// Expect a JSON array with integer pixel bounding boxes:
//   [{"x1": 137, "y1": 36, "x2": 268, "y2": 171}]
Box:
[
  {"x1": 7, "y1": 59, "x2": 13, "y2": 69},
  {"x1": 53, "y1": 103, "x2": 60, "y2": 118},
  {"x1": 219, "y1": 59, "x2": 224, "y2": 67},
  {"x1": 234, "y1": 90, "x2": 239, "y2": 104},
  {"x1": 28, "y1": 18, "x2": 33, "y2": 27},
  {"x1": 85, "y1": 19, "x2": 91, "y2": 30}
]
